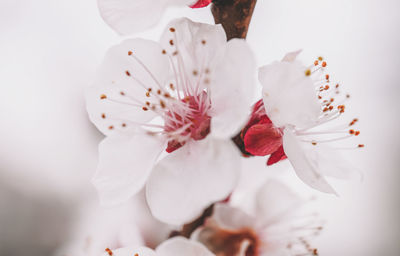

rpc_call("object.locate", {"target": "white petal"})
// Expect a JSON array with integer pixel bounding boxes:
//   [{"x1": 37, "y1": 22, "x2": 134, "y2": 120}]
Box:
[
  {"x1": 281, "y1": 49, "x2": 302, "y2": 62},
  {"x1": 282, "y1": 129, "x2": 337, "y2": 194},
  {"x1": 101, "y1": 247, "x2": 156, "y2": 256},
  {"x1": 255, "y1": 180, "x2": 302, "y2": 227},
  {"x1": 156, "y1": 237, "x2": 214, "y2": 256},
  {"x1": 300, "y1": 143, "x2": 362, "y2": 180},
  {"x1": 146, "y1": 138, "x2": 240, "y2": 225},
  {"x1": 86, "y1": 38, "x2": 170, "y2": 136},
  {"x1": 159, "y1": 18, "x2": 227, "y2": 91},
  {"x1": 210, "y1": 203, "x2": 256, "y2": 230},
  {"x1": 210, "y1": 39, "x2": 257, "y2": 139},
  {"x1": 259, "y1": 61, "x2": 320, "y2": 129},
  {"x1": 98, "y1": 0, "x2": 194, "y2": 35},
  {"x1": 93, "y1": 133, "x2": 164, "y2": 206}
]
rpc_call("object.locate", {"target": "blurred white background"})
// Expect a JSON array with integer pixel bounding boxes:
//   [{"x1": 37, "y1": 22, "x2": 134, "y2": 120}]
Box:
[{"x1": 0, "y1": 0, "x2": 399, "y2": 255}]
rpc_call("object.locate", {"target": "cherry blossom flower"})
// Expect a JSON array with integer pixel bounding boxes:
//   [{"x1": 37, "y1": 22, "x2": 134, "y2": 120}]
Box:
[
  {"x1": 98, "y1": 0, "x2": 213, "y2": 35},
  {"x1": 192, "y1": 180, "x2": 322, "y2": 256},
  {"x1": 236, "y1": 51, "x2": 362, "y2": 194},
  {"x1": 86, "y1": 18, "x2": 256, "y2": 225},
  {"x1": 101, "y1": 237, "x2": 215, "y2": 256}
]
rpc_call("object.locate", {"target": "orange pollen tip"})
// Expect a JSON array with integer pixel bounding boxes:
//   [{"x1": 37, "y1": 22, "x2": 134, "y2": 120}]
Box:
[
  {"x1": 329, "y1": 105, "x2": 333, "y2": 110},
  {"x1": 125, "y1": 70, "x2": 131, "y2": 76},
  {"x1": 105, "y1": 248, "x2": 113, "y2": 256},
  {"x1": 322, "y1": 61, "x2": 327, "y2": 67},
  {"x1": 169, "y1": 27, "x2": 176, "y2": 32},
  {"x1": 305, "y1": 69, "x2": 311, "y2": 76},
  {"x1": 355, "y1": 131, "x2": 360, "y2": 136},
  {"x1": 358, "y1": 144, "x2": 365, "y2": 148},
  {"x1": 312, "y1": 142, "x2": 317, "y2": 145},
  {"x1": 122, "y1": 123, "x2": 126, "y2": 127},
  {"x1": 164, "y1": 93, "x2": 170, "y2": 98},
  {"x1": 162, "y1": 49, "x2": 167, "y2": 54},
  {"x1": 101, "y1": 113, "x2": 106, "y2": 119},
  {"x1": 135, "y1": 254, "x2": 139, "y2": 256},
  {"x1": 336, "y1": 84, "x2": 340, "y2": 88},
  {"x1": 326, "y1": 74, "x2": 330, "y2": 80},
  {"x1": 145, "y1": 92, "x2": 150, "y2": 97},
  {"x1": 318, "y1": 56, "x2": 323, "y2": 61},
  {"x1": 160, "y1": 100, "x2": 166, "y2": 108},
  {"x1": 142, "y1": 107, "x2": 148, "y2": 111},
  {"x1": 324, "y1": 85, "x2": 330, "y2": 90},
  {"x1": 201, "y1": 40, "x2": 206, "y2": 45},
  {"x1": 313, "y1": 248, "x2": 319, "y2": 255},
  {"x1": 349, "y1": 129, "x2": 355, "y2": 134},
  {"x1": 148, "y1": 88, "x2": 152, "y2": 92},
  {"x1": 170, "y1": 84, "x2": 175, "y2": 90},
  {"x1": 330, "y1": 98, "x2": 334, "y2": 102},
  {"x1": 314, "y1": 60, "x2": 319, "y2": 66},
  {"x1": 128, "y1": 51, "x2": 133, "y2": 55},
  {"x1": 145, "y1": 101, "x2": 150, "y2": 106},
  {"x1": 108, "y1": 126, "x2": 114, "y2": 130},
  {"x1": 100, "y1": 94, "x2": 107, "y2": 100},
  {"x1": 157, "y1": 89, "x2": 161, "y2": 95},
  {"x1": 318, "y1": 96, "x2": 322, "y2": 99},
  {"x1": 169, "y1": 39, "x2": 174, "y2": 46}
]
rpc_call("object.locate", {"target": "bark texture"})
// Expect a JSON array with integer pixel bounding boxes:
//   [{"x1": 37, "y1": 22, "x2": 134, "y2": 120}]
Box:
[{"x1": 212, "y1": 0, "x2": 257, "y2": 40}]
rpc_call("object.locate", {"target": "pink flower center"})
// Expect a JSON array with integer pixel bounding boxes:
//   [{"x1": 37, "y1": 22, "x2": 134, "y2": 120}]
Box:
[
  {"x1": 197, "y1": 226, "x2": 260, "y2": 256},
  {"x1": 165, "y1": 93, "x2": 211, "y2": 153}
]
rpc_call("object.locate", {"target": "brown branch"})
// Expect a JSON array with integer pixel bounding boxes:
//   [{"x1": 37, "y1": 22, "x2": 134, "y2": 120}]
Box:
[
  {"x1": 169, "y1": 204, "x2": 214, "y2": 238},
  {"x1": 211, "y1": 0, "x2": 257, "y2": 40}
]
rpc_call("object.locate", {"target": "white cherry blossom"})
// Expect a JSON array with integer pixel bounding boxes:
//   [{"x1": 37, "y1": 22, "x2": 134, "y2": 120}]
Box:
[
  {"x1": 98, "y1": 0, "x2": 212, "y2": 35},
  {"x1": 192, "y1": 180, "x2": 322, "y2": 256},
  {"x1": 86, "y1": 18, "x2": 256, "y2": 225},
  {"x1": 101, "y1": 237, "x2": 215, "y2": 256},
  {"x1": 248, "y1": 51, "x2": 363, "y2": 194}
]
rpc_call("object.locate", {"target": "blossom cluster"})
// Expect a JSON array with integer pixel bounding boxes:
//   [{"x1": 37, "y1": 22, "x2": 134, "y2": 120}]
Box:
[{"x1": 67, "y1": 1, "x2": 363, "y2": 255}]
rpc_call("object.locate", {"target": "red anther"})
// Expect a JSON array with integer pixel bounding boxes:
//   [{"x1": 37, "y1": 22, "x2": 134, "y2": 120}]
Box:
[
  {"x1": 142, "y1": 107, "x2": 148, "y2": 111},
  {"x1": 122, "y1": 123, "x2": 126, "y2": 127},
  {"x1": 313, "y1": 248, "x2": 319, "y2": 255},
  {"x1": 162, "y1": 49, "x2": 166, "y2": 54},
  {"x1": 105, "y1": 248, "x2": 113, "y2": 256},
  {"x1": 128, "y1": 51, "x2": 133, "y2": 56},
  {"x1": 145, "y1": 92, "x2": 150, "y2": 97},
  {"x1": 108, "y1": 125, "x2": 114, "y2": 130},
  {"x1": 157, "y1": 89, "x2": 161, "y2": 95},
  {"x1": 201, "y1": 40, "x2": 206, "y2": 45},
  {"x1": 355, "y1": 131, "x2": 360, "y2": 136},
  {"x1": 125, "y1": 70, "x2": 131, "y2": 76},
  {"x1": 329, "y1": 105, "x2": 333, "y2": 110},
  {"x1": 335, "y1": 84, "x2": 339, "y2": 88},
  {"x1": 323, "y1": 107, "x2": 329, "y2": 112},
  {"x1": 314, "y1": 60, "x2": 319, "y2": 66},
  {"x1": 330, "y1": 98, "x2": 334, "y2": 102},
  {"x1": 101, "y1": 113, "x2": 106, "y2": 119},
  {"x1": 164, "y1": 93, "x2": 171, "y2": 98},
  {"x1": 169, "y1": 27, "x2": 176, "y2": 32},
  {"x1": 349, "y1": 129, "x2": 355, "y2": 134},
  {"x1": 322, "y1": 61, "x2": 327, "y2": 67},
  {"x1": 100, "y1": 94, "x2": 107, "y2": 99},
  {"x1": 358, "y1": 144, "x2": 365, "y2": 148},
  {"x1": 318, "y1": 95, "x2": 322, "y2": 99},
  {"x1": 169, "y1": 39, "x2": 174, "y2": 46},
  {"x1": 145, "y1": 101, "x2": 150, "y2": 106},
  {"x1": 325, "y1": 74, "x2": 330, "y2": 80},
  {"x1": 324, "y1": 85, "x2": 330, "y2": 90}
]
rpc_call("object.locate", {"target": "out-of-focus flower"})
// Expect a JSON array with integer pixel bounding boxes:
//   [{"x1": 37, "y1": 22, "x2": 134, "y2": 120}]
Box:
[
  {"x1": 98, "y1": 0, "x2": 213, "y2": 35},
  {"x1": 101, "y1": 237, "x2": 215, "y2": 256},
  {"x1": 192, "y1": 180, "x2": 322, "y2": 256},
  {"x1": 57, "y1": 202, "x2": 143, "y2": 256},
  {"x1": 86, "y1": 18, "x2": 256, "y2": 225},
  {"x1": 236, "y1": 51, "x2": 362, "y2": 194}
]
